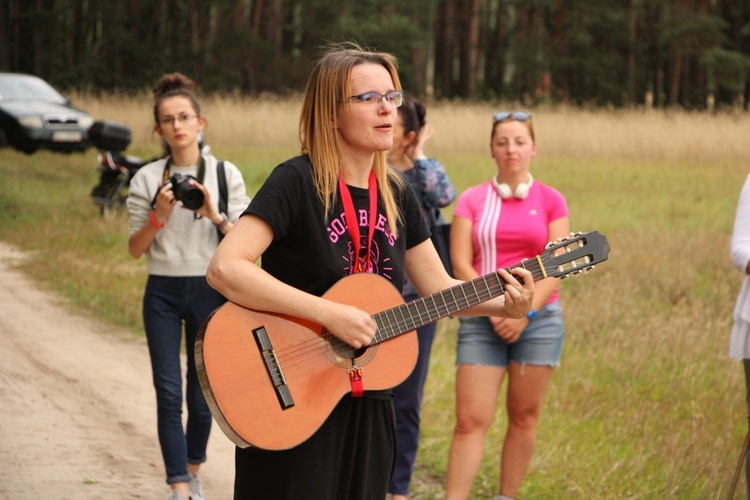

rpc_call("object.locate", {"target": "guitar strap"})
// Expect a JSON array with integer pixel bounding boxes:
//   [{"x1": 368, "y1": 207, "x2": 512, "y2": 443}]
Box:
[
  {"x1": 337, "y1": 169, "x2": 378, "y2": 397},
  {"x1": 348, "y1": 367, "x2": 364, "y2": 398}
]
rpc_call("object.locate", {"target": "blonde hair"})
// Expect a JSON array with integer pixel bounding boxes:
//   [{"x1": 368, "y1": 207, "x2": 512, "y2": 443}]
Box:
[{"x1": 299, "y1": 41, "x2": 405, "y2": 236}]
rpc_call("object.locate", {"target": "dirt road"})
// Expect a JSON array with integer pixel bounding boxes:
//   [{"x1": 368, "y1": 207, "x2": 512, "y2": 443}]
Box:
[{"x1": 0, "y1": 242, "x2": 235, "y2": 499}]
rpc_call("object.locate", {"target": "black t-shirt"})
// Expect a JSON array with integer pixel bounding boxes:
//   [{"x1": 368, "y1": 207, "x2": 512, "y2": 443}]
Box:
[{"x1": 243, "y1": 154, "x2": 430, "y2": 297}]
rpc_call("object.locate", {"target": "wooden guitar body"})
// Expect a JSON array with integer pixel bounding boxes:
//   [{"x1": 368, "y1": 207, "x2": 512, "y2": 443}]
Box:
[{"x1": 196, "y1": 273, "x2": 417, "y2": 450}]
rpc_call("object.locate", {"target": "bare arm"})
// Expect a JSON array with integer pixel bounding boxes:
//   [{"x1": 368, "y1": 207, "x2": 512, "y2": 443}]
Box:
[
  {"x1": 207, "y1": 215, "x2": 378, "y2": 349},
  {"x1": 449, "y1": 215, "x2": 477, "y2": 282},
  {"x1": 187, "y1": 178, "x2": 237, "y2": 236}
]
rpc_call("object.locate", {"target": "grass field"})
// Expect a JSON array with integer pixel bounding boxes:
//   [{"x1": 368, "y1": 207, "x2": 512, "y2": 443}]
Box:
[{"x1": 0, "y1": 96, "x2": 748, "y2": 498}]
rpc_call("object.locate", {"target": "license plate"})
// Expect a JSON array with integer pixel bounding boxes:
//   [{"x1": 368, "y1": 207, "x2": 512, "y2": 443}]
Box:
[{"x1": 52, "y1": 130, "x2": 83, "y2": 142}]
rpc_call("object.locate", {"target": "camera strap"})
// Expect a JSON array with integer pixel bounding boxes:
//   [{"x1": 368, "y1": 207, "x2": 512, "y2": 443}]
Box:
[{"x1": 160, "y1": 155, "x2": 206, "y2": 184}]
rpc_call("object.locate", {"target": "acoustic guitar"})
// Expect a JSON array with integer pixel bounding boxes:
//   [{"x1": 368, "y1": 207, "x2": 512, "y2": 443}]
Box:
[{"x1": 195, "y1": 231, "x2": 610, "y2": 450}]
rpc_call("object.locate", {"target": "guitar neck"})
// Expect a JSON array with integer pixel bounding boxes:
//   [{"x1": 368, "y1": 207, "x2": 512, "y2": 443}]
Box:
[{"x1": 371, "y1": 256, "x2": 546, "y2": 345}]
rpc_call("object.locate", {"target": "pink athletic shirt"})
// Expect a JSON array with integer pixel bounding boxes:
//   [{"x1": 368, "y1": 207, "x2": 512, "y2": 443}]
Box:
[{"x1": 453, "y1": 180, "x2": 569, "y2": 304}]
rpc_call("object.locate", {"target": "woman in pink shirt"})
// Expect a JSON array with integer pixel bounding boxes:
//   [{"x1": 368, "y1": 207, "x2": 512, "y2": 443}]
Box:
[{"x1": 445, "y1": 111, "x2": 570, "y2": 500}]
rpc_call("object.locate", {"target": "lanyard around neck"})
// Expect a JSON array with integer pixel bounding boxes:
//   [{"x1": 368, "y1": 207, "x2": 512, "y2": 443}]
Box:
[{"x1": 338, "y1": 170, "x2": 378, "y2": 274}]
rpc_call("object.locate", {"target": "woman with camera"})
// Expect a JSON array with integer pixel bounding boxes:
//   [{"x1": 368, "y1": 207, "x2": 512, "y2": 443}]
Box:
[{"x1": 126, "y1": 72, "x2": 250, "y2": 500}]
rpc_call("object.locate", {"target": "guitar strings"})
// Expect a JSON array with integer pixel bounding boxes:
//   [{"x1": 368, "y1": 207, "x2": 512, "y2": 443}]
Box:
[
  {"x1": 262, "y1": 242, "x2": 591, "y2": 382},
  {"x1": 264, "y1": 266, "x2": 556, "y2": 382}
]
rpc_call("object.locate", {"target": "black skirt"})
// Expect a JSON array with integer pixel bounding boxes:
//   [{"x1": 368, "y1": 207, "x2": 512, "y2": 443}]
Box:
[{"x1": 234, "y1": 394, "x2": 396, "y2": 500}]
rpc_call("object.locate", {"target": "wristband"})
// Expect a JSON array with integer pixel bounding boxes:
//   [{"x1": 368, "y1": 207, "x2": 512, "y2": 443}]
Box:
[
  {"x1": 215, "y1": 213, "x2": 229, "y2": 232},
  {"x1": 149, "y1": 210, "x2": 164, "y2": 230},
  {"x1": 526, "y1": 308, "x2": 538, "y2": 321}
]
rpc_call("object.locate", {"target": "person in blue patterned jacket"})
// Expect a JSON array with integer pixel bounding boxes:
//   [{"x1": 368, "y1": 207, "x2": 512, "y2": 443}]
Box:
[{"x1": 387, "y1": 96, "x2": 456, "y2": 500}]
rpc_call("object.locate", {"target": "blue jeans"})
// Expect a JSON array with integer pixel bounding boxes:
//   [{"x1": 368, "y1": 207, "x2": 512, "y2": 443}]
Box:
[
  {"x1": 389, "y1": 293, "x2": 438, "y2": 496},
  {"x1": 457, "y1": 301, "x2": 565, "y2": 367},
  {"x1": 143, "y1": 275, "x2": 225, "y2": 485}
]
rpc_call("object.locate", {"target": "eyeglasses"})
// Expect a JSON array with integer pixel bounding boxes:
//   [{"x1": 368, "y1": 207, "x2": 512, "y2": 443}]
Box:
[
  {"x1": 493, "y1": 111, "x2": 532, "y2": 123},
  {"x1": 349, "y1": 91, "x2": 404, "y2": 107},
  {"x1": 159, "y1": 114, "x2": 197, "y2": 127}
]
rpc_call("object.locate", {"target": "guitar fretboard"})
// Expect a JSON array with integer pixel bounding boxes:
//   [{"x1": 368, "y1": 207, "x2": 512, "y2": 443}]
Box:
[{"x1": 371, "y1": 258, "x2": 543, "y2": 345}]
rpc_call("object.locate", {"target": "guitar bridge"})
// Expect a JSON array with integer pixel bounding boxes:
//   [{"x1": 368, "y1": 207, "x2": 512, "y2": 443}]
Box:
[{"x1": 253, "y1": 326, "x2": 295, "y2": 410}]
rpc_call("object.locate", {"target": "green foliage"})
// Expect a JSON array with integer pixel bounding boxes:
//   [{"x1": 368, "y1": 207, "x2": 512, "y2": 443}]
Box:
[
  {"x1": 658, "y1": 11, "x2": 728, "y2": 55},
  {"x1": 562, "y1": 3, "x2": 630, "y2": 105},
  {"x1": 337, "y1": 7, "x2": 423, "y2": 91},
  {"x1": 703, "y1": 48, "x2": 750, "y2": 94},
  {"x1": 4, "y1": 0, "x2": 749, "y2": 108}
]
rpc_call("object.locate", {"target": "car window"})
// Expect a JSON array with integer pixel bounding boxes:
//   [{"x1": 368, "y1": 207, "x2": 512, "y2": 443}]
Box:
[{"x1": 0, "y1": 75, "x2": 67, "y2": 104}]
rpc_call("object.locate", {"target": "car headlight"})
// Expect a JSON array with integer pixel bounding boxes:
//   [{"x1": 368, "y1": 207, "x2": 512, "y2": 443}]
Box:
[
  {"x1": 78, "y1": 116, "x2": 94, "y2": 129},
  {"x1": 18, "y1": 116, "x2": 44, "y2": 128}
]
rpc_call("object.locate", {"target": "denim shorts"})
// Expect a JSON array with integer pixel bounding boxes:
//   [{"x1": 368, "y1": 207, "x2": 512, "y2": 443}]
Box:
[{"x1": 456, "y1": 301, "x2": 565, "y2": 367}]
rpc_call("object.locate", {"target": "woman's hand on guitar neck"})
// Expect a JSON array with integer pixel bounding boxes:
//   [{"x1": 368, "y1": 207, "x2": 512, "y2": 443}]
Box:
[{"x1": 498, "y1": 268, "x2": 534, "y2": 319}]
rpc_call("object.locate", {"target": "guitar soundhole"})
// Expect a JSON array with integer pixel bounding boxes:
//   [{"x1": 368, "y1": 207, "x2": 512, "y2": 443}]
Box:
[
  {"x1": 324, "y1": 333, "x2": 377, "y2": 367},
  {"x1": 331, "y1": 337, "x2": 362, "y2": 359}
]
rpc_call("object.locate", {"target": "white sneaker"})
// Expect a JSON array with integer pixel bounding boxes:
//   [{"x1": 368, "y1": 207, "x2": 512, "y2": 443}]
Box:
[
  {"x1": 188, "y1": 472, "x2": 205, "y2": 500},
  {"x1": 166, "y1": 490, "x2": 188, "y2": 500}
]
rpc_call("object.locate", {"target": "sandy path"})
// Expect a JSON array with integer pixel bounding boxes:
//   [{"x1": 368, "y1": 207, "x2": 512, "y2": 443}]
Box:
[{"x1": 0, "y1": 242, "x2": 235, "y2": 499}]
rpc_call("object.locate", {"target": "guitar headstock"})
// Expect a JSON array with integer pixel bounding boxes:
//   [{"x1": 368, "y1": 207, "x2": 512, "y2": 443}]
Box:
[{"x1": 541, "y1": 231, "x2": 610, "y2": 280}]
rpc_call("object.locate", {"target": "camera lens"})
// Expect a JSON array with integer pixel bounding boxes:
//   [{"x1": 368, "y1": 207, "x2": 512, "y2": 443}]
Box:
[
  {"x1": 170, "y1": 174, "x2": 205, "y2": 210},
  {"x1": 180, "y1": 189, "x2": 204, "y2": 210}
]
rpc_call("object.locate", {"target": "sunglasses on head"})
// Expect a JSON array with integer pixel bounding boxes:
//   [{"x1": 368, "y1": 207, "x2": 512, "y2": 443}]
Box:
[{"x1": 493, "y1": 111, "x2": 532, "y2": 123}]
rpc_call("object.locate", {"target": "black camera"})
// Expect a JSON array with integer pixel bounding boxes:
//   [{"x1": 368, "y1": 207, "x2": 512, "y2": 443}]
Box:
[{"x1": 168, "y1": 173, "x2": 205, "y2": 210}]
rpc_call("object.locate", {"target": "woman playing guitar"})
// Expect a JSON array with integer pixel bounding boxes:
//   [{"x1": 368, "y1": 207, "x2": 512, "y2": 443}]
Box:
[{"x1": 205, "y1": 41, "x2": 535, "y2": 499}]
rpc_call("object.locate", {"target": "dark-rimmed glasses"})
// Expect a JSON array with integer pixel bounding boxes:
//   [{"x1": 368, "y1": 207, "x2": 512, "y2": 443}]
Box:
[
  {"x1": 493, "y1": 111, "x2": 532, "y2": 123},
  {"x1": 349, "y1": 91, "x2": 404, "y2": 107}
]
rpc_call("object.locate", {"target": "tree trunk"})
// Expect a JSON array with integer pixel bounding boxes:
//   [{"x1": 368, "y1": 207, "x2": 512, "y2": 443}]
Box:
[
  {"x1": 626, "y1": 0, "x2": 639, "y2": 105},
  {"x1": 552, "y1": 1, "x2": 569, "y2": 102},
  {"x1": 485, "y1": 0, "x2": 506, "y2": 96},
  {"x1": 188, "y1": 0, "x2": 201, "y2": 81},
  {"x1": 252, "y1": 0, "x2": 265, "y2": 37},
  {"x1": 459, "y1": 0, "x2": 481, "y2": 98},
  {"x1": 436, "y1": 0, "x2": 456, "y2": 97},
  {"x1": 668, "y1": 48, "x2": 681, "y2": 106}
]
